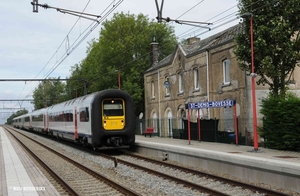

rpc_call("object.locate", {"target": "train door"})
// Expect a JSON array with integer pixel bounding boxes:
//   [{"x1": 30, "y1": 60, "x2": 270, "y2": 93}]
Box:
[
  {"x1": 74, "y1": 107, "x2": 78, "y2": 139},
  {"x1": 29, "y1": 115, "x2": 32, "y2": 129},
  {"x1": 43, "y1": 114, "x2": 47, "y2": 132},
  {"x1": 78, "y1": 107, "x2": 90, "y2": 135}
]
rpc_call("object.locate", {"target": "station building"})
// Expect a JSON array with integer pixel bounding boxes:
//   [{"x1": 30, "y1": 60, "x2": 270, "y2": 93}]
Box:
[{"x1": 144, "y1": 24, "x2": 300, "y2": 142}]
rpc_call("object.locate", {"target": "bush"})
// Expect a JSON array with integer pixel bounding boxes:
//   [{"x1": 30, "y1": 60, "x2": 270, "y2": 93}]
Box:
[{"x1": 259, "y1": 93, "x2": 300, "y2": 151}]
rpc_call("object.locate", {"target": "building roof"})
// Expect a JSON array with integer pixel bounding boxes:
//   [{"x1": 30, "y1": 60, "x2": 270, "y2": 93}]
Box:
[{"x1": 146, "y1": 24, "x2": 241, "y2": 73}]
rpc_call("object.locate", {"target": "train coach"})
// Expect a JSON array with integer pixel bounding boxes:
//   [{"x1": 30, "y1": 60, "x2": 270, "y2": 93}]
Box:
[
  {"x1": 13, "y1": 113, "x2": 31, "y2": 129},
  {"x1": 13, "y1": 89, "x2": 136, "y2": 149},
  {"x1": 13, "y1": 114, "x2": 25, "y2": 129}
]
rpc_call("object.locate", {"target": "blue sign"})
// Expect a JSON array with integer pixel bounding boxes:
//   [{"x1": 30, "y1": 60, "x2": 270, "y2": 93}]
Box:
[{"x1": 188, "y1": 100, "x2": 234, "y2": 109}]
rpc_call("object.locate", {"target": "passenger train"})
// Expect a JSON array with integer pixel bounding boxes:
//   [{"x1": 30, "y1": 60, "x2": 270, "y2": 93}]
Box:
[{"x1": 13, "y1": 89, "x2": 136, "y2": 149}]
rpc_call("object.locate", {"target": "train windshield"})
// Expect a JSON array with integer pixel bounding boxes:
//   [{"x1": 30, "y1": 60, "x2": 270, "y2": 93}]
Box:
[{"x1": 103, "y1": 99, "x2": 124, "y2": 116}]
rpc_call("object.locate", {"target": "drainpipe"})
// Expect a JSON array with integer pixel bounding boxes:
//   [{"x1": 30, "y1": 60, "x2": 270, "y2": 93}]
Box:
[
  {"x1": 206, "y1": 50, "x2": 211, "y2": 119},
  {"x1": 158, "y1": 69, "x2": 161, "y2": 137}
]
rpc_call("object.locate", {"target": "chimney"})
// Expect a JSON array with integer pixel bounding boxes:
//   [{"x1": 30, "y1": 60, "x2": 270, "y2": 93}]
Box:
[
  {"x1": 150, "y1": 37, "x2": 159, "y2": 66},
  {"x1": 187, "y1": 37, "x2": 200, "y2": 45}
]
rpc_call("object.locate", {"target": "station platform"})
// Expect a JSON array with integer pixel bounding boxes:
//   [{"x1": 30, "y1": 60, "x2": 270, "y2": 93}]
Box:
[
  {"x1": 134, "y1": 135, "x2": 300, "y2": 193},
  {"x1": 0, "y1": 127, "x2": 60, "y2": 196}
]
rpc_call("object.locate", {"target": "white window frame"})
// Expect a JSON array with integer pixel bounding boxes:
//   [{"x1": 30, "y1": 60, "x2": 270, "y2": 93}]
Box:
[
  {"x1": 151, "y1": 81, "x2": 155, "y2": 98},
  {"x1": 193, "y1": 68, "x2": 199, "y2": 90},
  {"x1": 152, "y1": 112, "x2": 158, "y2": 133},
  {"x1": 178, "y1": 73, "x2": 183, "y2": 93},
  {"x1": 165, "y1": 76, "x2": 170, "y2": 96},
  {"x1": 223, "y1": 59, "x2": 230, "y2": 85}
]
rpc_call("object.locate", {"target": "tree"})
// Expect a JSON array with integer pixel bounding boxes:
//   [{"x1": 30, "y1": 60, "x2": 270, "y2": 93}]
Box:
[
  {"x1": 32, "y1": 78, "x2": 66, "y2": 109},
  {"x1": 259, "y1": 93, "x2": 300, "y2": 150},
  {"x1": 65, "y1": 63, "x2": 86, "y2": 99},
  {"x1": 67, "y1": 12, "x2": 177, "y2": 116},
  {"x1": 6, "y1": 109, "x2": 28, "y2": 125},
  {"x1": 235, "y1": 0, "x2": 300, "y2": 96}
]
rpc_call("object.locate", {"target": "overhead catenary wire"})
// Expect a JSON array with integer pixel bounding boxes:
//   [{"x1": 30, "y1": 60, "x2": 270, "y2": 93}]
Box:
[
  {"x1": 16, "y1": 0, "x2": 270, "y2": 111},
  {"x1": 13, "y1": 0, "x2": 123, "y2": 110},
  {"x1": 14, "y1": 0, "x2": 94, "y2": 109},
  {"x1": 66, "y1": 0, "x2": 275, "y2": 92},
  {"x1": 51, "y1": 2, "x2": 243, "y2": 92},
  {"x1": 175, "y1": 0, "x2": 205, "y2": 20},
  {"x1": 52, "y1": 3, "x2": 241, "y2": 92},
  {"x1": 176, "y1": 0, "x2": 268, "y2": 40},
  {"x1": 42, "y1": 0, "x2": 237, "y2": 85},
  {"x1": 44, "y1": 1, "x2": 124, "y2": 79},
  {"x1": 33, "y1": 0, "x2": 93, "y2": 80}
]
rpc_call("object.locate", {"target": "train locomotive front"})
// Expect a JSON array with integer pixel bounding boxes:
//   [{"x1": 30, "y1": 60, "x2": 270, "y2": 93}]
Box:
[{"x1": 91, "y1": 89, "x2": 135, "y2": 148}]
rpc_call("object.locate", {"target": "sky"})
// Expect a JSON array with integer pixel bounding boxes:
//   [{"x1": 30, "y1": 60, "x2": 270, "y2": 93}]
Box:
[{"x1": 0, "y1": 0, "x2": 239, "y2": 124}]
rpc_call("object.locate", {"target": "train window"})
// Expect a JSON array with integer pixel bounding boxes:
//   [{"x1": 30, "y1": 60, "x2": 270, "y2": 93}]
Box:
[
  {"x1": 25, "y1": 117, "x2": 30, "y2": 122},
  {"x1": 55, "y1": 112, "x2": 60, "y2": 121},
  {"x1": 60, "y1": 110, "x2": 72, "y2": 122},
  {"x1": 49, "y1": 113, "x2": 54, "y2": 121},
  {"x1": 70, "y1": 111, "x2": 73, "y2": 122},
  {"x1": 32, "y1": 114, "x2": 43, "y2": 122},
  {"x1": 59, "y1": 112, "x2": 64, "y2": 121},
  {"x1": 79, "y1": 107, "x2": 89, "y2": 122},
  {"x1": 103, "y1": 99, "x2": 124, "y2": 116}
]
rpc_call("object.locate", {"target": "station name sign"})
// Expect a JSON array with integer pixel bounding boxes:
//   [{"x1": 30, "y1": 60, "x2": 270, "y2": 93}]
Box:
[{"x1": 188, "y1": 100, "x2": 235, "y2": 109}]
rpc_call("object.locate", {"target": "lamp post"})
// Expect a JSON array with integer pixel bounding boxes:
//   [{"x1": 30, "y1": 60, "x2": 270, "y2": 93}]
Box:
[{"x1": 241, "y1": 13, "x2": 258, "y2": 151}]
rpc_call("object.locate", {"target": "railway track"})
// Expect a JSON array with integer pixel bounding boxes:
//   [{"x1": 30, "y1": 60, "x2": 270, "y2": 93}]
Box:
[
  {"x1": 5, "y1": 127, "x2": 139, "y2": 196},
  {"x1": 99, "y1": 152, "x2": 229, "y2": 196},
  {"x1": 100, "y1": 151, "x2": 292, "y2": 196},
  {"x1": 5, "y1": 126, "x2": 295, "y2": 195},
  {"x1": 123, "y1": 152, "x2": 292, "y2": 196}
]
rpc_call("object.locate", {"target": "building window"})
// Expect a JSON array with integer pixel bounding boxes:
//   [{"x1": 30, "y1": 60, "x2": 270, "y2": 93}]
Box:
[
  {"x1": 151, "y1": 81, "x2": 155, "y2": 99},
  {"x1": 223, "y1": 59, "x2": 230, "y2": 85},
  {"x1": 152, "y1": 112, "x2": 158, "y2": 133},
  {"x1": 193, "y1": 68, "x2": 199, "y2": 90},
  {"x1": 165, "y1": 76, "x2": 170, "y2": 96},
  {"x1": 178, "y1": 73, "x2": 183, "y2": 93}
]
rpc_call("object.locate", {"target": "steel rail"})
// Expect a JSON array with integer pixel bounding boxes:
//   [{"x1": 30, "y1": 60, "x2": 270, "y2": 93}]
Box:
[
  {"x1": 6, "y1": 127, "x2": 140, "y2": 196},
  {"x1": 99, "y1": 153, "x2": 229, "y2": 196},
  {"x1": 124, "y1": 151, "x2": 291, "y2": 196},
  {"x1": 5, "y1": 127, "x2": 79, "y2": 196}
]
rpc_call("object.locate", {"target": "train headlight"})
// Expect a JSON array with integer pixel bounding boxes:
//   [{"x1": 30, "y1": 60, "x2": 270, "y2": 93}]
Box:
[{"x1": 104, "y1": 121, "x2": 106, "y2": 127}]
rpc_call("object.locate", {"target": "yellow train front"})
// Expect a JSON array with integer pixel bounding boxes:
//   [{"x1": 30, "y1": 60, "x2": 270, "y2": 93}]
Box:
[
  {"x1": 13, "y1": 89, "x2": 135, "y2": 150},
  {"x1": 91, "y1": 89, "x2": 135, "y2": 149}
]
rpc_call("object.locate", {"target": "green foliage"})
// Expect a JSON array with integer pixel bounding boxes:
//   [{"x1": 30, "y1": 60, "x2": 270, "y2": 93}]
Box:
[
  {"x1": 235, "y1": 0, "x2": 300, "y2": 96},
  {"x1": 6, "y1": 109, "x2": 28, "y2": 125},
  {"x1": 32, "y1": 78, "x2": 66, "y2": 109},
  {"x1": 65, "y1": 63, "x2": 86, "y2": 99},
  {"x1": 259, "y1": 93, "x2": 300, "y2": 150},
  {"x1": 67, "y1": 12, "x2": 177, "y2": 116}
]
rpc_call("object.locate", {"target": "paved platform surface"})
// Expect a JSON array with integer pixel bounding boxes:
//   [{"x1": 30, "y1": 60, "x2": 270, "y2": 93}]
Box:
[
  {"x1": 0, "y1": 127, "x2": 60, "y2": 196},
  {"x1": 135, "y1": 135, "x2": 300, "y2": 193},
  {"x1": 136, "y1": 135, "x2": 300, "y2": 164}
]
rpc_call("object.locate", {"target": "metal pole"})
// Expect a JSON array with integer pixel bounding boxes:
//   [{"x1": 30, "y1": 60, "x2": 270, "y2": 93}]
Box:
[
  {"x1": 198, "y1": 109, "x2": 201, "y2": 141},
  {"x1": 158, "y1": 69, "x2": 161, "y2": 137},
  {"x1": 250, "y1": 17, "x2": 259, "y2": 151},
  {"x1": 234, "y1": 103, "x2": 238, "y2": 145},
  {"x1": 188, "y1": 108, "x2": 191, "y2": 145}
]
